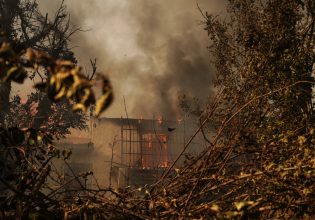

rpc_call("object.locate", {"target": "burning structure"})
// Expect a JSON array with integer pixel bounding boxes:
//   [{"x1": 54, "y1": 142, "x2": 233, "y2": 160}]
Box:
[
  {"x1": 56, "y1": 116, "x2": 204, "y2": 189},
  {"x1": 109, "y1": 117, "x2": 186, "y2": 187}
]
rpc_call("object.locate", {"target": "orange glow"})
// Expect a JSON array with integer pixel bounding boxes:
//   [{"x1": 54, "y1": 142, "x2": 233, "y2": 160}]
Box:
[
  {"x1": 157, "y1": 116, "x2": 163, "y2": 125},
  {"x1": 160, "y1": 135, "x2": 167, "y2": 143},
  {"x1": 160, "y1": 161, "x2": 168, "y2": 168},
  {"x1": 138, "y1": 116, "x2": 143, "y2": 124},
  {"x1": 141, "y1": 133, "x2": 169, "y2": 168}
]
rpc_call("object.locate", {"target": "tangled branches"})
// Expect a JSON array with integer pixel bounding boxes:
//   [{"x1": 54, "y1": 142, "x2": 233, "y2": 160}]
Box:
[
  {"x1": 0, "y1": 34, "x2": 114, "y2": 218},
  {"x1": 131, "y1": 84, "x2": 315, "y2": 219}
]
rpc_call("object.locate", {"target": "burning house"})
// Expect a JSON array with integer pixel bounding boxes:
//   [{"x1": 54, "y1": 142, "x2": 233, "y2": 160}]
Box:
[
  {"x1": 108, "y1": 117, "x2": 187, "y2": 187},
  {"x1": 56, "y1": 116, "x2": 205, "y2": 189}
]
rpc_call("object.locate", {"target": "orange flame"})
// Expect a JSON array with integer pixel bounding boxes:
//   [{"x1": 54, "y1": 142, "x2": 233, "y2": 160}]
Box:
[
  {"x1": 157, "y1": 116, "x2": 163, "y2": 125},
  {"x1": 138, "y1": 116, "x2": 143, "y2": 124}
]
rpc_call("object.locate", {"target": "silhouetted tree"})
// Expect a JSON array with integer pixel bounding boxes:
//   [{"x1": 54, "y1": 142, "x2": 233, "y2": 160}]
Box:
[{"x1": 0, "y1": 0, "x2": 86, "y2": 137}]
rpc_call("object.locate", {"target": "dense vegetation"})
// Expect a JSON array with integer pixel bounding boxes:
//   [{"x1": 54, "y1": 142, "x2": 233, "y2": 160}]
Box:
[
  {"x1": 0, "y1": 0, "x2": 314, "y2": 219},
  {"x1": 0, "y1": 1, "x2": 113, "y2": 218},
  {"x1": 139, "y1": 1, "x2": 315, "y2": 219}
]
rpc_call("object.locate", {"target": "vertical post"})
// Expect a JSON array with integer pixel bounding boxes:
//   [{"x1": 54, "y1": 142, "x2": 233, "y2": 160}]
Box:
[
  {"x1": 120, "y1": 117, "x2": 123, "y2": 165},
  {"x1": 139, "y1": 120, "x2": 143, "y2": 168},
  {"x1": 128, "y1": 124, "x2": 132, "y2": 185},
  {"x1": 109, "y1": 142, "x2": 114, "y2": 187},
  {"x1": 183, "y1": 116, "x2": 186, "y2": 149},
  {"x1": 120, "y1": 116, "x2": 123, "y2": 187}
]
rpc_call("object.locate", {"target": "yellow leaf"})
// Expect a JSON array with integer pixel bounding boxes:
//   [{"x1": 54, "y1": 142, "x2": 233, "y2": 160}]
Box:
[
  {"x1": 302, "y1": 188, "x2": 311, "y2": 196},
  {"x1": 50, "y1": 75, "x2": 56, "y2": 86},
  {"x1": 70, "y1": 66, "x2": 81, "y2": 76},
  {"x1": 171, "y1": 199, "x2": 177, "y2": 208},
  {"x1": 80, "y1": 88, "x2": 95, "y2": 105},
  {"x1": 54, "y1": 86, "x2": 66, "y2": 101},
  {"x1": 3, "y1": 66, "x2": 18, "y2": 82},
  {"x1": 94, "y1": 91, "x2": 113, "y2": 117},
  {"x1": 66, "y1": 87, "x2": 74, "y2": 98},
  {"x1": 298, "y1": 136, "x2": 306, "y2": 145},
  {"x1": 70, "y1": 74, "x2": 82, "y2": 92},
  {"x1": 234, "y1": 201, "x2": 254, "y2": 211},
  {"x1": 55, "y1": 71, "x2": 70, "y2": 87},
  {"x1": 0, "y1": 42, "x2": 11, "y2": 54},
  {"x1": 54, "y1": 78, "x2": 62, "y2": 92},
  {"x1": 28, "y1": 138, "x2": 35, "y2": 145},
  {"x1": 37, "y1": 133, "x2": 43, "y2": 141},
  {"x1": 57, "y1": 60, "x2": 74, "y2": 68},
  {"x1": 72, "y1": 103, "x2": 87, "y2": 112},
  {"x1": 280, "y1": 137, "x2": 288, "y2": 143},
  {"x1": 175, "y1": 168, "x2": 180, "y2": 175},
  {"x1": 210, "y1": 204, "x2": 220, "y2": 213}
]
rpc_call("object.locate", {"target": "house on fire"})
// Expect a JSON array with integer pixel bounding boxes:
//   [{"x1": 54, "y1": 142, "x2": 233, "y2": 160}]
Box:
[{"x1": 56, "y1": 117, "x2": 205, "y2": 189}]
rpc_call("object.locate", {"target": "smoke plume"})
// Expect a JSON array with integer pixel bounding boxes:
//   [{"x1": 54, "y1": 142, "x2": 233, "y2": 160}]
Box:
[{"x1": 38, "y1": 0, "x2": 227, "y2": 119}]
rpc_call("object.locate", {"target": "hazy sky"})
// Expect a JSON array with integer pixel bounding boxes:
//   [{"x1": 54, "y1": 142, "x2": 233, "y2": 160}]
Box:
[{"x1": 37, "y1": 0, "x2": 227, "y2": 119}]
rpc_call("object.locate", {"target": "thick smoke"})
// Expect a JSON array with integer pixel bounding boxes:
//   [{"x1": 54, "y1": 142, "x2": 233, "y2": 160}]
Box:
[{"x1": 38, "y1": 0, "x2": 227, "y2": 119}]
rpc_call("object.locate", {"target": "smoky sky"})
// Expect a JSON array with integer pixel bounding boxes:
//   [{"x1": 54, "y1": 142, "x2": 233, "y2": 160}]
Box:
[{"x1": 38, "y1": 0, "x2": 227, "y2": 119}]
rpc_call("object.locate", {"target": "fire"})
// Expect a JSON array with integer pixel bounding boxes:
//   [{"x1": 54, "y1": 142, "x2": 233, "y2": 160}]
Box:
[
  {"x1": 160, "y1": 161, "x2": 169, "y2": 168},
  {"x1": 141, "y1": 133, "x2": 169, "y2": 168},
  {"x1": 157, "y1": 116, "x2": 163, "y2": 125},
  {"x1": 138, "y1": 116, "x2": 143, "y2": 124}
]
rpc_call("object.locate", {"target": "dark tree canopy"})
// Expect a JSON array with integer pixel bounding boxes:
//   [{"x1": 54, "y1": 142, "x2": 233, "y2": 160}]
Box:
[
  {"x1": 0, "y1": 0, "x2": 87, "y2": 137},
  {"x1": 0, "y1": 1, "x2": 113, "y2": 218},
  {"x1": 0, "y1": 33, "x2": 113, "y2": 219}
]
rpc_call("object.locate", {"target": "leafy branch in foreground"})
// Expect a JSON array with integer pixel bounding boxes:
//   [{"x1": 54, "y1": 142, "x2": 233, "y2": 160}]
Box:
[
  {"x1": 0, "y1": 34, "x2": 113, "y2": 117},
  {"x1": 0, "y1": 33, "x2": 114, "y2": 219}
]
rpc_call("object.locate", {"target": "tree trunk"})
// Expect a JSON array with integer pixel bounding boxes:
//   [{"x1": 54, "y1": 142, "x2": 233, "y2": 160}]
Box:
[
  {"x1": 0, "y1": 0, "x2": 19, "y2": 126},
  {"x1": 31, "y1": 94, "x2": 52, "y2": 130},
  {"x1": 0, "y1": 81, "x2": 11, "y2": 126}
]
